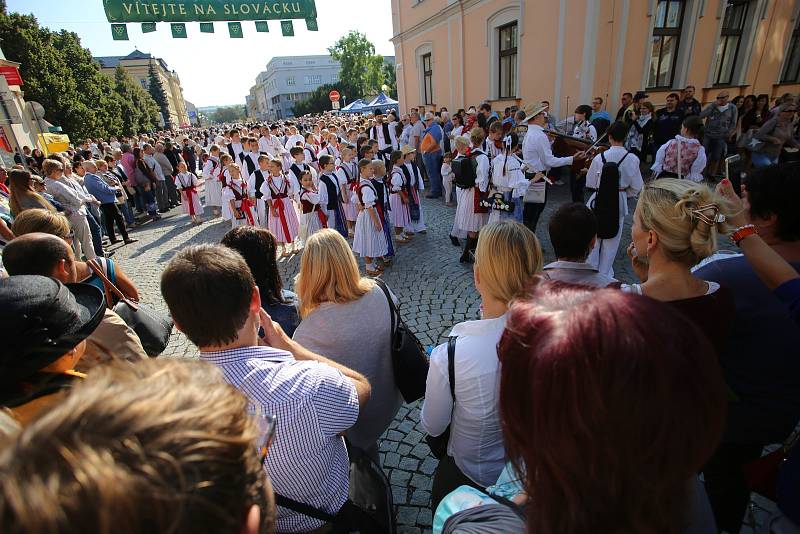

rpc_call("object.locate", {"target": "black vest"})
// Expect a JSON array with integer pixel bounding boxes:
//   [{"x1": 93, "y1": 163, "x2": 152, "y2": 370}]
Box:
[
  {"x1": 253, "y1": 170, "x2": 266, "y2": 199},
  {"x1": 290, "y1": 163, "x2": 308, "y2": 182},
  {"x1": 243, "y1": 154, "x2": 257, "y2": 177},
  {"x1": 319, "y1": 174, "x2": 339, "y2": 210},
  {"x1": 371, "y1": 178, "x2": 389, "y2": 212},
  {"x1": 372, "y1": 123, "x2": 392, "y2": 146}
]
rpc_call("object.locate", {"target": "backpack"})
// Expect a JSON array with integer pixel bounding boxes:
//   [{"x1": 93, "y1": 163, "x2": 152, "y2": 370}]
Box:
[
  {"x1": 453, "y1": 152, "x2": 479, "y2": 189},
  {"x1": 591, "y1": 151, "x2": 629, "y2": 239}
]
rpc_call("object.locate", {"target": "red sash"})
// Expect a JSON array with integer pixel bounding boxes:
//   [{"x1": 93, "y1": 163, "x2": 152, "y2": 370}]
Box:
[
  {"x1": 273, "y1": 198, "x2": 292, "y2": 241},
  {"x1": 269, "y1": 177, "x2": 292, "y2": 240},
  {"x1": 183, "y1": 186, "x2": 197, "y2": 216},
  {"x1": 230, "y1": 181, "x2": 255, "y2": 225}
]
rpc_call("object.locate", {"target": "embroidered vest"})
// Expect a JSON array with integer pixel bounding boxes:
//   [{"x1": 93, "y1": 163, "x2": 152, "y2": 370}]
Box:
[{"x1": 663, "y1": 139, "x2": 701, "y2": 177}]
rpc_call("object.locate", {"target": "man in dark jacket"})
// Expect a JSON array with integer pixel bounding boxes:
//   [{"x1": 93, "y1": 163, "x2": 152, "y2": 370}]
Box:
[
  {"x1": 676, "y1": 85, "x2": 702, "y2": 117},
  {"x1": 653, "y1": 92, "x2": 684, "y2": 155}
]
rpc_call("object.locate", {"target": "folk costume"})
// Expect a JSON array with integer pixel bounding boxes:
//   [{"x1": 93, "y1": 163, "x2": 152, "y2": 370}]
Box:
[
  {"x1": 336, "y1": 160, "x2": 359, "y2": 223},
  {"x1": 260, "y1": 173, "x2": 299, "y2": 244},
  {"x1": 248, "y1": 167, "x2": 270, "y2": 227},
  {"x1": 651, "y1": 135, "x2": 707, "y2": 182},
  {"x1": 370, "y1": 176, "x2": 395, "y2": 259},
  {"x1": 202, "y1": 156, "x2": 223, "y2": 208},
  {"x1": 487, "y1": 152, "x2": 527, "y2": 224},
  {"x1": 175, "y1": 171, "x2": 204, "y2": 218},
  {"x1": 352, "y1": 178, "x2": 389, "y2": 260},
  {"x1": 298, "y1": 187, "x2": 327, "y2": 241},
  {"x1": 452, "y1": 148, "x2": 490, "y2": 235},
  {"x1": 318, "y1": 171, "x2": 348, "y2": 239},
  {"x1": 389, "y1": 165, "x2": 412, "y2": 230},
  {"x1": 402, "y1": 159, "x2": 426, "y2": 232},
  {"x1": 227, "y1": 141, "x2": 246, "y2": 167},
  {"x1": 222, "y1": 177, "x2": 255, "y2": 229},
  {"x1": 370, "y1": 121, "x2": 399, "y2": 162}
]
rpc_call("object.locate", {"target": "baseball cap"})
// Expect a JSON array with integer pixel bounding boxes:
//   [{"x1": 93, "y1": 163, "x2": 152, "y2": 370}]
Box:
[{"x1": 0, "y1": 276, "x2": 105, "y2": 391}]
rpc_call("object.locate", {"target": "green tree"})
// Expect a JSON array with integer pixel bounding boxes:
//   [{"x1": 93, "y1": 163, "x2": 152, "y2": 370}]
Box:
[
  {"x1": 329, "y1": 31, "x2": 389, "y2": 98},
  {"x1": 113, "y1": 66, "x2": 160, "y2": 135},
  {"x1": 382, "y1": 62, "x2": 397, "y2": 98},
  {"x1": 210, "y1": 106, "x2": 246, "y2": 124},
  {"x1": 148, "y1": 60, "x2": 172, "y2": 130},
  {"x1": 292, "y1": 81, "x2": 358, "y2": 116}
]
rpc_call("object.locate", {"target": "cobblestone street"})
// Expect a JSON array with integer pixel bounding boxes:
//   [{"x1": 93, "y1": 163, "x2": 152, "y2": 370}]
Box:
[{"x1": 110, "y1": 180, "x2": 763, "y2": 533}]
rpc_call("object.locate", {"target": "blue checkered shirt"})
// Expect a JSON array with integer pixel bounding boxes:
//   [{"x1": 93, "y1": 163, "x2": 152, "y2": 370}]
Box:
[{"x1": 200, "y1": 346, "x2": 359, "y2": 533}]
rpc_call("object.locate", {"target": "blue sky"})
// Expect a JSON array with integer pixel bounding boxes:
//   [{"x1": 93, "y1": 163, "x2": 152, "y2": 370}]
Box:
[{"x1": 7, "y1": 0, "x2": 395, "y2": 107}]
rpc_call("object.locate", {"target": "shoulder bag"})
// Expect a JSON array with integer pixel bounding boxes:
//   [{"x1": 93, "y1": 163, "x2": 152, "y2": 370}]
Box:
[
  {"x1": 274, "y1": 440, "x2": 396, "y2": 534},
  {"x1": 426, "y1": 336, "x2": 456, "y2": 459},
  {"x1": 88, "y1": 260, "x2": 173, "y2": 356},
  {"x1": 375, "y1": 279, "x2": 429, "y2": 404}
]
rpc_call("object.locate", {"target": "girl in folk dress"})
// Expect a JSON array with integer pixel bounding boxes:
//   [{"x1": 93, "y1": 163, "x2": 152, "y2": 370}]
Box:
[
  {"x1": 388, "y1": 150, "x2": 413, "y2": 244},
  {"x1": 335, "y1": 146, "x2": 359, "y2": 234},
  {"x1": 488, "y1": 133, "x2": 528, "y2": 224},
  {"x1": 298, "y1": 170, "x2": 327, "y2": 241},
  {"x1": 222, "y1": 163, "x2": 256, "y2": 229},
  {"x1": 452, "y1": 129, "x2": 490, "y2": 263},
  {"x1": 260, "y1": 159, "x2": 300, "y2": 256},
  {"x1": 369, "y1": 160, "x2": 395, "y2": 266},
  {"x1": 174, "y1": 161, "x2": 204, "y2": 225},
  {"x1": 352, "y1": 160, "x2": 389, "y2": 276},
  {"x1": 202, "y1": 144, "x2": 223, "y2": 217}
]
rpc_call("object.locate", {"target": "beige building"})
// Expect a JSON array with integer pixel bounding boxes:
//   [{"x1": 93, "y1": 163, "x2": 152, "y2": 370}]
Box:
[
  {"x1": 95, "y1": 50, "x2": 190, "y2": 128},
  {"x1": 390, "y1": 0, "x2": 800, "y2": 118}
]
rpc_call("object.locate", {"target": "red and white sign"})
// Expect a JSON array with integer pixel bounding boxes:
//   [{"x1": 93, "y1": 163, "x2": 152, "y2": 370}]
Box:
[
  {"x1": 329, "y1": 90, "x2": 340, "y2": 102},
  {"x1": 0, "y1": 66, "x2": 23, "y2": 86}
]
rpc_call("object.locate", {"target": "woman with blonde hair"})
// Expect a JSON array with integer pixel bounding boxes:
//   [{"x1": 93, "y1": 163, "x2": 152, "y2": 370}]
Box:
[
  {"x1": 627, "y1": 178, "x2": 735, "y2": 354},
  {"x1": 292, "y1": 229, "x2": 402, "y2": 459},
  {"x1": 422, "y1": 220, "x2": 542, "y2": 509},
  {"x1": 7, "y1": 169, "x2": 54, "y2": 217}
]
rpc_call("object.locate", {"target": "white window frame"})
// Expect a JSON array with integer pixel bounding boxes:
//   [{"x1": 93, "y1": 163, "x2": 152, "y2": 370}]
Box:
[
  {"x1": 706, "y1": 0, "x2": 767, "y2": 87},
  {"x1": 487, "y1": 5, "x2": 521, "y2": 101},
  {"x1": 415, "y1": 43, "x2": 434, "y2": 106},
  {"x1": 641, "y1": 0, "x2": 702, "y2": 91},
  {"x1": 286, "y1": 77, "x2": 295, "y2": 87}
]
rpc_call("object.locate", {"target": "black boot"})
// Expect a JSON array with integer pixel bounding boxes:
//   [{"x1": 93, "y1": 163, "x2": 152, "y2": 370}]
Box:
[
  {"x1": 449, "y1": 234, "x2": 460, "y2": 247},
  {"x1": 459, "y1": 237, "x2": 475, "y2": 264}
]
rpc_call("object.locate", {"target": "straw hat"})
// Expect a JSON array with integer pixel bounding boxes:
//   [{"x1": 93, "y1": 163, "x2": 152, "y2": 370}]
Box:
[
  {"x1": 522, "y1": 102, "x2": 549, "y2": 123},
  {"x1": 400, "y1": 145, "x2": 416, "y2": 156}
]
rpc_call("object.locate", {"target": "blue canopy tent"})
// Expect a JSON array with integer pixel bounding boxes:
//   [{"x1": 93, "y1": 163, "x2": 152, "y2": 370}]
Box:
[
  {"x1": 360, "y1": 92, "x2": 399, "y2": 114},
  {"x1": 339, "y1": 99, "x2": 367, "y2": 114}
]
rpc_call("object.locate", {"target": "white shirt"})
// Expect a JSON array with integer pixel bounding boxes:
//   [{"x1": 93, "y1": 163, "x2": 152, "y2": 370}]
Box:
[
  {"x1": 258, "y1": 135, "x2": 284, "y2": 158},
  {"x1": 651, "y1": 135, "x2": 707, "y2": 183},
  {"x1": 490, "y1": 154, "x2": 529, "y2": 197},
  {"x1": 284, "y1": 134, "x2": 305, "y2": 150},
  {"x1": 521, "y1": 124, "x2": 573, "y2": 173},
  {"x1": 370, "y1": 122, "x2": 399, "y2": 151},
  {"x1": 586, "y1": 145, "x2": 644, "y2": 218},
  {"x1": 421, "y1": 314, "x2": 508, "y2": 487}
]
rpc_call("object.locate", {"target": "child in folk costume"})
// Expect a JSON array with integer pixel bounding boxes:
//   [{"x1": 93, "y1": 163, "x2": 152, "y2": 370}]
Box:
[
  {"x1": 298, "y1": 170, "x2": 328, "y2": 241},
  {"x1": 174, "y1": 161, "x2": 204, "y2": 225},
  {"x1": 481, "y1": 121, "x2": 505, "y2": 161},
  {"x1": 353, "y1": 159, "x2": 389, "y2": 276},
  {"x1": 303, "y1": 132, "x2": 320, "y2": 173},
  {"x1": 248, "y1": 155, "x2": 271, "y2": 227},
  {"x1": 317, "y1": 154, "x2": 348, "y2": 239},
  {"x1": 240, "y1": 137, "x2": 261, "y2": 182},
  {"x1": 402, "y1": 146, "x2": 427, "y2": 233},
  {"x1": 222, "y1": 163, "x2": 256, "y2": 229},
  {"x1": 452, "y1": 130, "x2": 490, "y2": 263},
  {"x1": 369, "y1": 159, "x2": 395, "y2": 265},
  {"x1": 388, "y1": 150, "x2": 413, "y2": 244},
  {"x1": 227, "y1": 129, "x2": 247, "y2": 167},
  {"x1": 651, "y1": 116, "x2": 707, "y2": 182},
  {"x1": 441, "y1": 151, "x2": 456, "y2": 207},
  {"x1": 488, "y1": 133, "x2": 528, "y2": 224},
  {"x1": 289, "y1": 146, "x2": 316, "y2": 195},
  {"x1": 260, "y1": 159, "x2": 300, "y2": 256},
  {"x1": 202, "y1": 144, "x2": 223, "y2": 217},
  {"x1": 318, "y1": 132, "x2": 340, "y2": 162},
  {"x1": 335, "y1": 146, "x2": 359, "y2": 234}
]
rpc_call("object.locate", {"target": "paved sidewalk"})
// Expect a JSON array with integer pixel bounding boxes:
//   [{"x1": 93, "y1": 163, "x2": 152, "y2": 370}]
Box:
[{"x1": 108, "y1": 182, "x2": 764, "y2": 534}]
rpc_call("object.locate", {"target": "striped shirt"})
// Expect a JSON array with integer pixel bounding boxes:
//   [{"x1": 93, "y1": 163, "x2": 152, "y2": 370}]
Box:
[{"x1": 200, "y1": 346, "x2": 359, "y2": 533}]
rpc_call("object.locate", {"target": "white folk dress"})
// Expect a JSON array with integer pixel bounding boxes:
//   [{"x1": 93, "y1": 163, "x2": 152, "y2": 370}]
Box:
[
  {"x1": 222, "y1": 178, "x2": 255, "y2": 228},
  {"x1": 353, "y1": 179, "x2": 389, "y2": 259},
  {"x1": 298, "y1": 188, "x2": 327, "y2": 240},
  {"x1": 487, "y1": 154, "x2": 528, "y2": 224},
  {"x1": 388, "y1": 167, "x2": 411, "y2": 229},
  {"x1": 203, "y1": 157, "x2": 223, "y2": 207},
  {"x1": 175, "y1": 172, "x2": 204, "y2": 217},
  {"x1": 452, "y1": 151, "x2": 490, "y2": 234},
  {"x1": 260, "y1": 174, "x2": 300, "y2": 244},
  {"x1": 336, "y1": 161, "x2": 359, "y2": 222}
]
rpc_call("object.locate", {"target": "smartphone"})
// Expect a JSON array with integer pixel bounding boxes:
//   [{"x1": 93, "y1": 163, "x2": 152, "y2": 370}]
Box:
[{"x1": 724, "y1": 154, "x2": 741, "y2": 182}]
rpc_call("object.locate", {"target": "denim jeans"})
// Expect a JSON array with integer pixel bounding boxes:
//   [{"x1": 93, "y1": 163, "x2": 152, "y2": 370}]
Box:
[
  {"x1": 118, "y1": 201, "x2": 134, "y2": 225},
  {"x1": 86, "y1": 210, "x2": 105, "y2": 257},
  {"x1": 422, "y1": 151, "x2": 443, "y2": 197}
]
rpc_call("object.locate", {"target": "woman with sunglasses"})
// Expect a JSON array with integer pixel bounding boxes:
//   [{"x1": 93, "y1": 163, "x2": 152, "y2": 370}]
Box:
[{"x1": 752, "y1": 103, "x2": 799, "y2": 168}]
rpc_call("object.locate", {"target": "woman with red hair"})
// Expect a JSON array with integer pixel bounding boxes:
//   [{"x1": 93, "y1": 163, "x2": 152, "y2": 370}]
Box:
[{"x1": 434, "y1": 280, "x2": 727, "y2": 533}]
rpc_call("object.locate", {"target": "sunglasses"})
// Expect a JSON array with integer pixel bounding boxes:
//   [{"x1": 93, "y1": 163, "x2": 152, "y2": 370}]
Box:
[{"x1": 717, "y1": 96, "x2": 729, "y2": 100}]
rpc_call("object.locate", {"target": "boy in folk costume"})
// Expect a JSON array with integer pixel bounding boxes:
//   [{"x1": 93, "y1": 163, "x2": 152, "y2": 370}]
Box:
[
  {"x1": 298, "y1": 170, "x2": 327, "y2": 241},
  {"x1": 221, "y1": 163, "x2": 255, "y2": 229},
  {"x1": 353, "y1": 159, "x2": 389, "y2": 276},
  {"x1": 481, "y1": 121, "x2": 505, "y2": 162},
  {"x1": 289, "y1": 146, "x2": 316, "y2": 194},
  {"x1": 488, "y1": 133, "x2": 528, "y2": 224},
  {"x1": 303, "y1": 132, "x2": 320, "y2": 173},
  {"x1": 401, "y1": 145, "x2": 427, "y2": 233},
  {"x1": 202, "y1": 144, "x2": 223, "y2": 217},
  {"x1": 318, "y1": 132, "x2": 340, "y2": 162},
  {"x1": 369, "y1": 160, "x2": 395, "y2": 266},
  {"x1": 452, "y1": 130, "x2": 490, "y2": 263},
  {"x1": 317, "y1": 155, "x2": 349, "y2": 240},
  {"x1": 335, "y1": 146, "x2": 359, "y2": 234},
  {"x1": 174, "y1": 161, "x2": 204, "y2": 225},
  {"x1": 388, "y1": 150, "x2": 413, "y2": 244},
  {"x1": 369, "y1": 110, "x2": 399, "y2": 163},
  {"x1": 226, "y1": 129, "x2": 246, "y2": 167},
  {"x1": 260, "y1": 159, "x2": 300, "y2": 256},
  {"x1": 240, "y1": 137, "x2": 261, "y2": 183},
  {"x1": 248, "y1": 154, "x2": 271, "y2": 227}
]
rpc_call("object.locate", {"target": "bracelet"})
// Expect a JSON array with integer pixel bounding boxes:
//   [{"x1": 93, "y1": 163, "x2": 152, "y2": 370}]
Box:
[{"x1": 732, "y1": 224, "x2": 757, "y2": 246}]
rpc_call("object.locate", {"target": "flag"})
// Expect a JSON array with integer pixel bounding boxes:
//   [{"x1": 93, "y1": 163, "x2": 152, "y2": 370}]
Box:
[
  {"x1": 305, "y1": 18, "x2": 318, "y2": 31},
  {"x1": 171, "y1": 23, "x2": 187, "y2": 38},
  {"x1": 200, "y1": 22, "x2": 214, "y2": 33},
  {"x1": 141, "y1": 22, "x2": 156, "y2": 33},
  {"x1": 228, "y1": 22, "x2": 243, "y2": 38},
  {"x1": 111, "y1": 24, "x2": 128, "y2": 41},
  {"x1": 281, "y1": 20, "x2": 294, "y2": 37},
  {"x1": 255, "y1": 21, "x2": 269, "y2": 33}
]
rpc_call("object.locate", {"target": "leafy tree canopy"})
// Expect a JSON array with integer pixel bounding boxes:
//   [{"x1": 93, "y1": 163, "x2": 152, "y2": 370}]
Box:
[
  {"x1": 328, "y1": 31, "x2": 396, "y2": 99},
  {"x1": 210, "y1": 106, "x2": 246, "y2": 124}
]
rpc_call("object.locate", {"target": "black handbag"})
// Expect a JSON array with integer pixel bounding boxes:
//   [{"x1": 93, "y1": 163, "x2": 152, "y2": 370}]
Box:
[
  {"x1": 426, "y1": 336, "x2": 456, "y2": 459},
  {"x1": 274, "y1": 441, "x2": 396, "y2": 534},
  {"x1": 375, "y1": 279, "x2": 429, "y2": 404},
  {"x1": 88, "y1": 260, "x2": 174, "y2": 356}
]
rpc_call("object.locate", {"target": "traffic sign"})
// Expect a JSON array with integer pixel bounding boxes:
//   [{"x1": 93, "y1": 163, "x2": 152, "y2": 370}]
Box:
[
  {"x1": 332, "y1": 100, "x2": 340, "y2": 110},
  {"x1": 329, "y1": 90, "x2": 340, "y2": 102}
]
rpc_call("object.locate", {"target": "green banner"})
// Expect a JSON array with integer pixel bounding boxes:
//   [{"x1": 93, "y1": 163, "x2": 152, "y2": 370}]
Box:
[
  {"x1": 111, "y1": 23, "x2": 129, "y2": 40},
  {"x1": 103, "y1": 0, "x2": 316, "y2": 22},
  {"x1": 280, "y1": 20, "x2": 293, "y2": 36},
  {"x1": 255, "y1": 20, "x2": 269, "y2": 32},
  {"x1": 305, "y1": 17, "x2": 317, "y2": 31},
  {"x1": 141, "y1": 21, "x2": 156, "y2": 32},
  {"x1": 171, "y1": 22, "x2": 187, "y2": 37},
  {"x1": 228, "y1": 21, "x2": 243, "y2": 37},
  {"x1": 200, "y1": 22, "x2": 215, "y2": 32}
]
